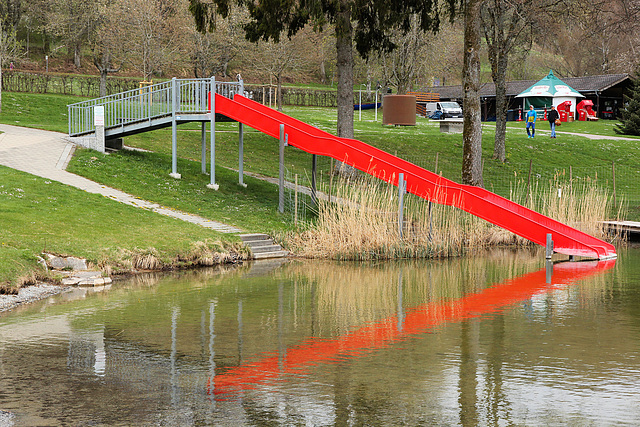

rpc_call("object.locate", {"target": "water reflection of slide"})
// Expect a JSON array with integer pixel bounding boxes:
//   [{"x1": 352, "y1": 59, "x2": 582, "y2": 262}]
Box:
[
  {"x1": 215, "y1": 94, "x2": 616, "y2": 260},
  {"x1": 209, "y1": 259, "x2": 616, "y2": 397}
]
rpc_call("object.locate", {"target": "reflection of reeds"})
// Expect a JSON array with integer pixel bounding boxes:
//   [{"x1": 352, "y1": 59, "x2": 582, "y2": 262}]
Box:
[
  {"x1": 287, "y1": 174, "x2": 618, "y2": 260},
  {"x1": 286, "y1": 251, "x2": 542, "y2": 333}
]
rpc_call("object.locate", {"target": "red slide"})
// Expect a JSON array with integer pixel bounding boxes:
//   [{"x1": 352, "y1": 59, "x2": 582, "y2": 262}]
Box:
[{"x1": 215, "y1": 94, "x2": 616, "y2": 260}]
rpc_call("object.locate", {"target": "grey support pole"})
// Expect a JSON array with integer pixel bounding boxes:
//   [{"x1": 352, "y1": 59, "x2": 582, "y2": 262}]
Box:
[
  {"x1": 170, "y1": 77, "x2": 181, "y2": 179},
  {"x1": 545, "y1": 233, "x2": 554, "y2": 259},
  {"x1": 239, "y1": 122, "x2": 247, "y2": 187},
  {"x1": 201, "y1": 122, "x2": 207, "y2": 174},
  {"x1": 279, "y1": 124, "x2": 285, "y2": 213},
  {"x1": 207, "y1": 76, "x2": 219, "y2": 190},
  {"x1": 311, "y1": 154, "x2": 317, "y2": 205},
  {"x1": 398, "y1": 173, "x2": 405, "y2": 239},
  {"x1": 94, "y1": 105, "x2": 105, "y2": 154},
  {"x1": 397, "y1": 269, "x2": 404, "y2": 332},
  {"x1": 237, "y1": 75, "x2": 247, "y2": 187}
]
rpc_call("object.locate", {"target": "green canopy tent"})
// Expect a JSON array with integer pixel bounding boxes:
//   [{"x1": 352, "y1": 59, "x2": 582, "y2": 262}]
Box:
[{"x1": 516, "y1": 70, "x2": 584, "y2": 117}]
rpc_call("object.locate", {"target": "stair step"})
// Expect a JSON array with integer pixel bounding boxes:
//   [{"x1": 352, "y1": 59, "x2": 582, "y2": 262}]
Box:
[
  {"x1": 253, "y1": 250, "x2": 289, "y2": 259},
  {"x1": 250, "y1": 244, "x2": 283, "y2": 253},
  {"x1": 239, "y1": 233, "x2": 270, "y2": 242},
  {"x1": 240, "y1": 233, "x2": 289, "y2": 260},
  {"x1": 244, "y1": 239, "x2": 276, "y2": 247}
]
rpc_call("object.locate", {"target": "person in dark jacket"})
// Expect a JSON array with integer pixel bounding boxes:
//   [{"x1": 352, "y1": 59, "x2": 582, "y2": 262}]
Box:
[{"x1": 547, "y1": 105, "x2": 559, "y2": 138}]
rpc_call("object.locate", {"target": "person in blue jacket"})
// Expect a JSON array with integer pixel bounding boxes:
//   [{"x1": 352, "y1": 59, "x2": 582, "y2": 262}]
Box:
[{"x1": 526, "y1": 105, "x2": 537, "y2": 138}]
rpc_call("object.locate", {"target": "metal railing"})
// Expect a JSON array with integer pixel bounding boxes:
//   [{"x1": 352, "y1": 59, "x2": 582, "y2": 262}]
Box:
[{"x1": 67, "y1": 78, "x2": 243, "y2": 137}]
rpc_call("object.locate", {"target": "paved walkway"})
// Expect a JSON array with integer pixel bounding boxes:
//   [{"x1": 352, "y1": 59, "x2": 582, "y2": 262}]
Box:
[
  {"x1": 503, "y1": 124, "x2": 640, "y2": 141},
  {"x1": 0, "y1": 124, "x2": 242, "y2": 233}
]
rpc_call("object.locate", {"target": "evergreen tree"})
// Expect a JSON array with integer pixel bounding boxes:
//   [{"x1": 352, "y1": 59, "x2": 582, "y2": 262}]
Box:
[{"x1": 615, "y1": 69, "x2": 640, "y2": 136}]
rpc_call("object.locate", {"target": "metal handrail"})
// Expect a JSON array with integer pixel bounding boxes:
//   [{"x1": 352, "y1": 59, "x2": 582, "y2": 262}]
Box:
[{"x1": 67, "y1": 78, "x2": 243, "y2": 137}]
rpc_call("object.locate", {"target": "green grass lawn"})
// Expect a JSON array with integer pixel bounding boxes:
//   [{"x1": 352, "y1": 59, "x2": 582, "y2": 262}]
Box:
[
  {"x1": 0, "y1": 166, "x2": 239, "y2": 286},
  {"x1": 1, "y1": 92, "x2": 84, "y2": 133}
]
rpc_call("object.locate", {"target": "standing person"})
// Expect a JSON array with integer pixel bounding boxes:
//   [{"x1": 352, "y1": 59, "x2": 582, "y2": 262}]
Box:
[
  {"x1": 526, "y1": 105, "x2": 537, "y2": 138},
  {"x1": 547, "y1": 105, "x2": 559, "y2": 138}
]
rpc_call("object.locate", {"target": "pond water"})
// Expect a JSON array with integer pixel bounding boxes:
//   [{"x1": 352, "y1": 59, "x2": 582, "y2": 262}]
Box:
[{"x1": 1, "y1": 248, "x2": 640, "y2": 426}]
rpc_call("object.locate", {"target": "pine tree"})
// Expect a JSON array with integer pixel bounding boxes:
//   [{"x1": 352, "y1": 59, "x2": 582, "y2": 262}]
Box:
[{"x1": 615, "y1": 69, "x2": 640, "y2": 136}]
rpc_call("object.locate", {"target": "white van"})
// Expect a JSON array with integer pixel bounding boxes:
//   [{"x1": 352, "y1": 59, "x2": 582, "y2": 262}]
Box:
[{"x1": 425, "y1": 101, "x2": 463, "y2": 119}]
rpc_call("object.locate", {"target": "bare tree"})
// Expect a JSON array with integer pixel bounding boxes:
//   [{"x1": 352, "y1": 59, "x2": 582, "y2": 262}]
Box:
[
  {"x1": 111, "y1": 0, "x2": 188, "y2": 81},
  {"x1": 481, "y1": 0, "x2": 531, "y2": 162},
  {"x1": 378, "y1": 15, "x2": 427, "y2": 94},
  {"x1": 190, "y1": 5, "x2": 248, "y2": 78},
  {"x1": 47, "y1": 0, "x2": 96, "y2": 69},
  {"x1": 251, "y1": 30, "x2": 310, "y2": 110},
  {"x1": 0, "y1": 1, "x2": 22, "y2": 113}
]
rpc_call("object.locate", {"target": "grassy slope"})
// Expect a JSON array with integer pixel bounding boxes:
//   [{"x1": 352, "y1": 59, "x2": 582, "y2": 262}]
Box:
[{"x1": 0, "y1": 166, "x2": 238, "y2": 285}]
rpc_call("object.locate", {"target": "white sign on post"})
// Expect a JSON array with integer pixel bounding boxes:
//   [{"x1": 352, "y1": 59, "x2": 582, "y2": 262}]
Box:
[{"x1": 94, "y1": 106, "x2": 105, "y2": 127}]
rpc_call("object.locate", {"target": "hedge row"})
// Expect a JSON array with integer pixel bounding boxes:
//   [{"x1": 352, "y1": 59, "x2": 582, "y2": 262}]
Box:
[
  {"x1": 2, "y1": 71, "x2": 151, "y2": 98},
  {"x1": 1, "y1": 71, "x2": 377, "y2": 107}
]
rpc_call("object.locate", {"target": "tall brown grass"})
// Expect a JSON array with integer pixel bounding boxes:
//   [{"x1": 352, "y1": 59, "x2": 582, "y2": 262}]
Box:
[
  {"x1": 97, "y1": 240, "x2": 250, "y2": 275},
  {"x1": 286, "y1": 174, "x2": 620, "y2": 260}
]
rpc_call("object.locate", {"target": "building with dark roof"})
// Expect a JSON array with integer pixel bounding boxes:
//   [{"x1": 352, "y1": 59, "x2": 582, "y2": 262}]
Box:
[{"x1": 422, "y1": 74, "x2": 632, "y2": 121}]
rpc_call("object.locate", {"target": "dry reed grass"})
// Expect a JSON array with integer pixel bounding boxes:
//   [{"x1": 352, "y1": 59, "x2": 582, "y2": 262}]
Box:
[
  {"x1": 287, "y1": 174, "x2": 618, "y2": 261},
  {"x1": 0, "y1": 271, "x2": 57, "y2": 294},
  {"x1": 96, "y1": 240, "x2": 249, "y2": 274}
]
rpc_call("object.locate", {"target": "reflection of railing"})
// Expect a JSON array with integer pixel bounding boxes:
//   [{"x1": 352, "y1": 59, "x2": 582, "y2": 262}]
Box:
[
  {"x1": 67, "y1": 78, "x2": 243, "y2": 137},
  {"x1": 209, "y1": 259, "x2": 615, "y2": 398}
]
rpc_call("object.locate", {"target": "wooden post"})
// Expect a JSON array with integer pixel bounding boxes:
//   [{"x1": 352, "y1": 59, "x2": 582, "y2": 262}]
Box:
[
  {"x1": 569, "y1": 165, "x2": 572, "y2": 191},
  {"x1": 612, "y1": 161, "x2": 617, "y2": 208},
  {"x1": 527, "y1": 159, "x2": 533, "y2": 201},
  {"x1": 434, "y1": 152, "x2": 439, "y2": 174}
]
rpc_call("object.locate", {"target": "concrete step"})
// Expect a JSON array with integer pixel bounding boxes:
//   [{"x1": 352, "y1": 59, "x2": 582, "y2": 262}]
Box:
[
  {"x1": 253, "y1": 250, "x2": 289, "y2": 260},
  {"x1": 239, "y1": 233, "x2": 270, "y2": 242},
  {"x1": 244, "y1": 239, "x2": 277, "y2": 247},
  {"x1": 240, "y1": 233, "x2": 289, "y2": 259},
  {"x1": 251, "y1": 244, "x2": 284, "y2": 253}
]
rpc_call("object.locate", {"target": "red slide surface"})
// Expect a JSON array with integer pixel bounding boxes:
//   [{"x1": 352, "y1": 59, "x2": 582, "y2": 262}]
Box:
[{"x1": 215, "y1": 94, "x2": 616, "y2": 260}]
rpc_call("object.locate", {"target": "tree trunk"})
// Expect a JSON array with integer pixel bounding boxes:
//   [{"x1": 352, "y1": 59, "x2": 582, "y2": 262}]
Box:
[
  {"x1": 492, "y1": 58, "x2": 508, "y2": 162},
  {"x1": 276, "y1": 74, "x2": 283, "y2": 111},
  {"x1": 320, "y1": 59, "x2": 326, "y2": 84},
  {"x1": 333, "y1": 0, "x2": 357, "y2": 177},
  {"x1": 74, "y1": 45, "x2": 82, "y2": 69},
  {"x1": 461, "y1": 0, "x2": 483, "y2": 187},
  {"x1": 335, "y1": 3, "x2": 354, "y2": 139},
  {"x1": 0, "y1": 66, "x2": 3, "y2": 114},
  {"x1": 99, "y1": 68, "x2": 108, "y2": 98}
]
